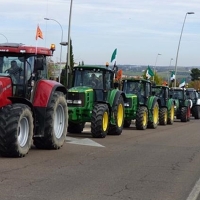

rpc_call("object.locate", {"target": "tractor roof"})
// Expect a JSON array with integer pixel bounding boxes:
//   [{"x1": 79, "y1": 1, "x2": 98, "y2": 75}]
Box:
[
  {"x1": 73, "y1": 65, "x2": 114, "y2": 72},
  {"x1": 122, "y1": 78, "x2": 151, "y2": 83},
  {"x1": 0, "y1": 43, "x2": 53, "y2": 56},
  {"x1": 152, "y1": 85, "x2": 169, "y2": 89},
  {"x1": 186, "y1": 88, "x2": 196, "y2": 91},
  {"x1": 170, "y1": 87, "x2": 186, "y2": 91}
]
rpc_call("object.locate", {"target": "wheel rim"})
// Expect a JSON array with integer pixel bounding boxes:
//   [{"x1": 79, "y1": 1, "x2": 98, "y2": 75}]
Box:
[
  {"x1": 54, "y1": 104, "x2": 65, "y2": 139},
  {"x1": 143, "y1": 110, "x2": 147, "y2": 127},
  {"x1": 18, "y1": 117, "x2": 29, "y2": 147},
  {"x1": 153, "y1": 105, "x2": 159, "y2": 124},
  {"x1": 102, "y1": 111, "x2": 109, "y2": 131},
  {"x1": 117, "y1": 103, "x2": 123, "y2": 127},
  {"x1": 171, "y1": 106, "x2": 175, "y2": 121}
]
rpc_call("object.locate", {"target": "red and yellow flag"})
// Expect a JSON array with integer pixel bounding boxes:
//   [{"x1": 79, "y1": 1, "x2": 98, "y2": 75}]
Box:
[{"x1": 35, "y1": 25, "x2": 43, "y2": 40}]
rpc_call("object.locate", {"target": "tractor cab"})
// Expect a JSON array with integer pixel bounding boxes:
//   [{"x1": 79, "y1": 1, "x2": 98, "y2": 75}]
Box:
[
  {"x1": 71, "y1": 66, "x2": 114, "y2": 102},
  {"x1": 0, "y1": 43, "x2": 54, "y2": 99},
  {"x1": 122, "y1": 79, "x2": 151, "y2": 104}
]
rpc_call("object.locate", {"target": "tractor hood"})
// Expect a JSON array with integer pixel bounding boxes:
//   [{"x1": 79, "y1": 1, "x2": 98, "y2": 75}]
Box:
[{"x1": 68, "y1": 86, "x2": 93, "y2": 93}]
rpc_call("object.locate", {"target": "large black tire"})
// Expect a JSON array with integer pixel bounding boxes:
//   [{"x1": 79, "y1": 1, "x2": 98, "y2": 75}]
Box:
[
  {"x1": 147, "y1": 102, "x2": 159, "y2": 129},
  {"x1": 91, "y1": 104, "x2": 109, "y2": 138},
  {"x1": 159, "y1": 107, "x2": 167, "y2": 125},
  {"x1": 167, "y1": 104, "x2": 175, "y2": 125},
  {"x1": 108, "y1": 95, "x2": 124, "y2": 135},
  {"x1": 33, "y1": 91, "x2": 68, "y2": 149},
  {"x1": 136, "y1": 106, "x2": 148, "y2": 130},
  {"x1": 193, "y1": 106, "x2": 200, "y2": 119},
  {"x1": 0, "y1": 104, "x2": 33, "y2": 157},
  {"x1": 123, "y1": 120, "x2": 131, "y2": 128},
  {"x1": 68, "y1": 122, "x2": 85, "y2": 133},
  {"x1": 180, "y1": 107, "x2": 187, "y2": 122}
]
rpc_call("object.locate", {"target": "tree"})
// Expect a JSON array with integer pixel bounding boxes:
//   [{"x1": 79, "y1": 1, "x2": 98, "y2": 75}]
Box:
[
  {"x1": 188, "y1": 80, "x2": 200, "y2": 90},
  {"x1": 190, "y1": 68, "x2": 200, "y2": 81}
]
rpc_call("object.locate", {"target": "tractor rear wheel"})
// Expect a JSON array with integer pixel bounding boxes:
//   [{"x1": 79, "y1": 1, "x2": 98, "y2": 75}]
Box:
[
  {"x1": 0, "y1": 104, "x2": 33, "y2": 157},
  {"x1": 136, "y1": 106, "x2": 148, "y2": 130},
  {"x1": 148, "y1": 102, "x2": 159, "y2": 129},
  {"x1": 167, "y1": 104, "x2": 175, "y2": 125},
  {"x1": 33, "y1": 91, "x2": 68, "y2": 149},
  {"x1": 180, "y1": 107, "x2": 187, "y2": 122},
  {"x1": 108, "y1": 95, "x2": 124, "y2": 135},
  {"x1": 159, "y1": 107, "x2": 167, "y2": 125},
  {"x1": 91, "y1": 104, "x2": 109, "y2": 138}
]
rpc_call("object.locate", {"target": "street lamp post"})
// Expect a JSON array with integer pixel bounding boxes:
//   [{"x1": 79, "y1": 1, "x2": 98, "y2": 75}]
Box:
[
  {"x1": 0, "y1": 33, "x2": 8, "y2": 43},
  {"x1": 44, "y1": 17, "x2": 63, "y2": 82},
  {"x1": 174, "y1": 12, "x2": 194, "y2": 87},
  {"x1": 153, "y1": 53, "x2": 161, "y2": 82},
  {"x1": 168, "y1": 58, "x2": 173, "y2": 85},
  {"x1": 66, "y1": 0, "x2": 73, "y2": 88}
]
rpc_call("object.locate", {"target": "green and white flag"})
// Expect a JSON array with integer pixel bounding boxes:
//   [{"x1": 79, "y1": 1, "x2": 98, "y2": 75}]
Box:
[
  {"x1": 110, "y1": 48, "x2": 117, "y2": 63},
  {"x1": 170, "y1": 71, "x2": 175, "y2": 82},
  {"x1": 179, "y1": 78, "x2": 186, "y2": 88},
  {"x1": 146, "y1": 66, "x2": 154, "y2": 79}
]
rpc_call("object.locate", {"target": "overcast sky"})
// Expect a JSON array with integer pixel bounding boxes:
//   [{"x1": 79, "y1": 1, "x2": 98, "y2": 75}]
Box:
[{"x1": 1, "y1": 0, "x2": 200, "y2": 67}]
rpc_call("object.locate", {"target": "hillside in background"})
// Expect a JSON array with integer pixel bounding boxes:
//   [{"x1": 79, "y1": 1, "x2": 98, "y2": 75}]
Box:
[{"x1": 116, "y1": 65, "x2": 200, "y2": 83}]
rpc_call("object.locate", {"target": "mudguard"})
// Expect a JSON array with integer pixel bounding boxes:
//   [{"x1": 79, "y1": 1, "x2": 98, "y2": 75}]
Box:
[
  {"x1": 32, "y1": 79, "x2": 67, "y2": 107},
  {"x1": 0, "y1": 76, "x2": 12, "y2": 107}
]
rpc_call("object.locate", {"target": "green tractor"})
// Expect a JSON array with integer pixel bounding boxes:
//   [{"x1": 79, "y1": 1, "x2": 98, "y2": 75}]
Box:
[
  {"x1": 122, "y1": 79, "x2": 159, "y2": 130},
  {"x1": 67, "y1": 65, "x2": 126, "y2": 138},
  {"x1": 152, "y1": 85, "x2": 175, "y2": 125},
  {"x1": 169, "y1": 87, "x2": 191, "y2": 122},
  {"x1": 186, "y1": 88, "x2": 200, "y2": 119}
]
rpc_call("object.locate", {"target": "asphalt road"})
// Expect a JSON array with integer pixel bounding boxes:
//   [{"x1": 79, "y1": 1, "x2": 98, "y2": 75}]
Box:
[{"x1": 0, "y1": 119, "x2": 200, "y2": 200}]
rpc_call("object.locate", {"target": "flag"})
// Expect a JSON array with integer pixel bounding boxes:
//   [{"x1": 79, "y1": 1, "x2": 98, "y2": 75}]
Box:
[
  {"x1": 179, "y1": 78, "x2": 186, "y2": 88},
  {"x1": 146, "y1": 66, "x2": 154, "y2": 79},
  {"x1": 36, "y1": 25, "x2": 43, "y2": 40},
  {"x1": 170, "y1": 71, "x2": 175, "y2": 82},
  {"x1": 110, "y1": 48, "x2": 117, "y2": 63}
]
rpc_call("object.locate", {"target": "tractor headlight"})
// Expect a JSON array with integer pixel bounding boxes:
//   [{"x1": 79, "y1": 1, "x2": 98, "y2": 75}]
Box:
[
  {"x1": 124, "y1": 102, "x2": 130, "y2": 107},
  {"x1": 73, "y1": 100, "x2": 82, "y2": 104},
  {"x1": 67, "y1": 100, "x2": 73, "y2": 104}
]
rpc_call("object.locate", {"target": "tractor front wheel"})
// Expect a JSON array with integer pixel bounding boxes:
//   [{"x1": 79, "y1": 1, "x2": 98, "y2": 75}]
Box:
[
  {"x1": 91, "y1": 104, "x2": 109, "y2": 138},
  {"x1": 136, "y1": 106, "x2": 148, "y2": 130},
  {"x1": 0, "y1": 104, "x2": 33, "y2": 157},
  {"x1": 167, "y1": 104, "x2": 175, "y2": 125},
  {"x1": 108, "y1": 96, "x2": 124, "y2": 135},
  {"x1": 180, "y1": 107, "x2": 187, "y2": 122},
  {"x1": 159, "y1": 107, "x2": 167, "y2": 125},
  {"x1": 148, "y1": 102, "x2": 159, "y2": 129}
]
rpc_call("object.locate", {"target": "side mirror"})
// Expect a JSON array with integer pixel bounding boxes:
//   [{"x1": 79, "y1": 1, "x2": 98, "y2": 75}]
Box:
[{"x1": 34, "y1": 57, "x2": 44, "y2": 71}]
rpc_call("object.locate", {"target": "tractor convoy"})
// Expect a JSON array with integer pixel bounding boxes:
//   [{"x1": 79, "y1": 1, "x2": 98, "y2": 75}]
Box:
[{"x1": 0, "y1": 42, "x2": 198, "y2": 158}]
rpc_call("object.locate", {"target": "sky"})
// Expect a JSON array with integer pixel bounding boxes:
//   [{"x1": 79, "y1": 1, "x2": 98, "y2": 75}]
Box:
[{"x1": 1, "y1": 0, "x2": 200, "y2": 67}]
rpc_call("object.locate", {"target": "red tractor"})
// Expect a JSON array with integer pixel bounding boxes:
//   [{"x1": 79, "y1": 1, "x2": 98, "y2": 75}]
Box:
[{"x1": 0, "y1": 43, "x2": 68, "y2": 157}]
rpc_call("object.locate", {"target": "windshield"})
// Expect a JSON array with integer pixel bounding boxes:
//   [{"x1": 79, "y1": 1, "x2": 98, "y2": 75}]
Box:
[
  {"x1": 73, "y1": 68, "x2": 112, "y2": 90},
  {"x1": 123, "y1": 81, "x2": 145, "y2": 95},
  {"x1": 170, "y1": 90, "x2": 183, "y2": 99},
  {"x1": 152, "y1": 87, "x2": 163, "y2": 97}
]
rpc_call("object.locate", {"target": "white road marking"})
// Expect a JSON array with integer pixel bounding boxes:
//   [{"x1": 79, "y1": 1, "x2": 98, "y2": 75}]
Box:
[
  {"x1": 66, "y1": 136, "x2": 105, "y2": 147},
  {"x1": 186, "y1": 177, "x2": 200, "y2": 200}
]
